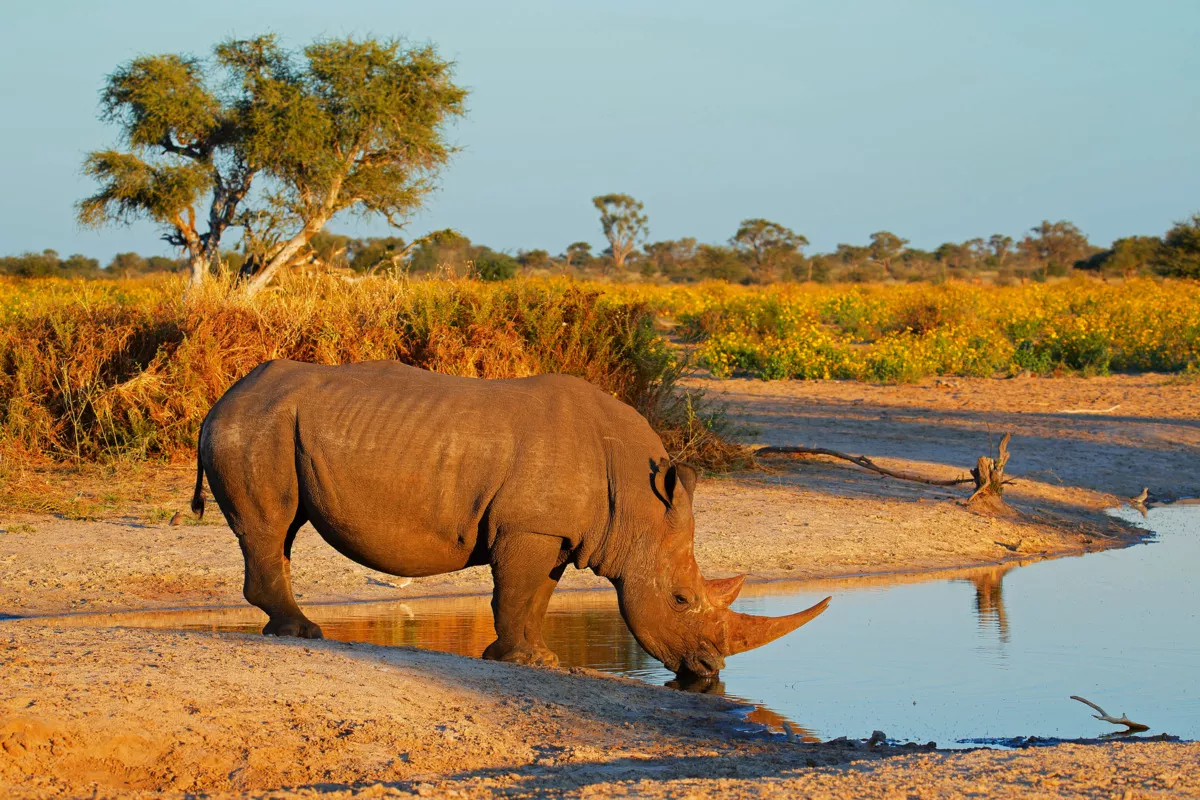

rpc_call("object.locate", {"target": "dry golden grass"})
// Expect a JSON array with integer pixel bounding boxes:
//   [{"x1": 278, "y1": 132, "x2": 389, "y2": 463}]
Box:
[{"x1": 0, "y1": 273, "x2": 748, "y2": 488}]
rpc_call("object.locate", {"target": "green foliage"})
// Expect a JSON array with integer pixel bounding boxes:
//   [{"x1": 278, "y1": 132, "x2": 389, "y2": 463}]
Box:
[
  {"x1": 472, "y1": 251, "x2": 518, "y2": 281},
  {"x1": 1018, "y1": 220, "x2": 1094, "y2": 276},
  {"x1": 988, "y1": 234, "x2": 1013, "y2": 256},
  {"x1": 79, "y1": 50, "x2": 250, "y2": 285},
  {"x1": 0, "y1": 251, "x2": 102, "y2": 279},
  {"x1": 78, "y1": 151, "x2": 213, "y2": 229},
  {"x1": 99, "y1": 54, "x2": 224, "y2": 150},
  {"x1": 642, "y1": 238, "x2": 697, "y2": 280},
  {"x1": 868, "y1": 231, "x2": 908, "y2": 275},
  {"x1": 564, "y1": 242, "x2": 594, "y2": 267},
  {"x1": 106, "y1": 253, "x2": 185, "y2": 277},
  {"x1": 730, "y1": 219, "x2": 807, "y2": 282},
  {"x1": 835, "y1": 243, "x2": 871, "y2": 265},
  {"x1": 1078, "y1": 236, "x2": 1163, "y2": 278},
  {"x1": 695, "y1": 245, "x2": 750, "y2": 283},
  {"x1": 516, "y1": 249, "x2": 553, "y2": 270},
  {"x1": 231, "y1": 37, "x2": 466, "y2": 252},
  {"x1": 307, "y1": 231, "x2": 355, "y2": 268},
  {"x1": 1158, "y1": 213, "x2": 1200, "y2": 278},
  {"x1": 592, "y1": 194, "x2": 648, "y2": 269}
]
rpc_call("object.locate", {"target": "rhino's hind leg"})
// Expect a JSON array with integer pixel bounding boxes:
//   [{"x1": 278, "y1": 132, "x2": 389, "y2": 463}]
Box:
[
  {"x1": 483, "y1": 533, "x2": 567, "y2": 667},
  {"x1": 236, "y1": 511, "x2": 323, "y2": 640}
]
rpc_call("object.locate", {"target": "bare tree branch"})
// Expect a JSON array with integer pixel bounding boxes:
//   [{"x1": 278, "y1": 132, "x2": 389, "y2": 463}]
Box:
[{"x1": 1070, "y1": 695, "x2": 1150, "y2": 733}]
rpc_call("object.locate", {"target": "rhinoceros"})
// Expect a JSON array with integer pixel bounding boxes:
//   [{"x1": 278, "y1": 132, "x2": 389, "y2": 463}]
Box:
[{"x1": 191, "y1": 360, "x2": 828, "y2": 676}]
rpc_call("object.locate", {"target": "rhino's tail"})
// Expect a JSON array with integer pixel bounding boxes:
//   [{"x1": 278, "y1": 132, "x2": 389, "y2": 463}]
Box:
[{"x1": 191, "y1": 428, "x2": 206, "y2": 520}]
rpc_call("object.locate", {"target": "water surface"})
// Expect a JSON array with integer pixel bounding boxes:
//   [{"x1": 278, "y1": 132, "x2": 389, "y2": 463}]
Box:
[{"x1": 129, "y1": 505, "x2": 1199, "y2": 746}]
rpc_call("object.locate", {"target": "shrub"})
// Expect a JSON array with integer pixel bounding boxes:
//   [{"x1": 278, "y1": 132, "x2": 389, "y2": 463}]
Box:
[{"x1": 0, "y1": 274, "x2": 746, "y2": 469}]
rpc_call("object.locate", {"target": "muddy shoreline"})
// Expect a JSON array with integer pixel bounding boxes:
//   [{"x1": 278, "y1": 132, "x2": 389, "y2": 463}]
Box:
[
  {"x1": 0, "y1": 465, "x2": 1145, "y2": 619},
  {"x1": 3, "y1": 375, "x2": 1198, "y2": 797}
]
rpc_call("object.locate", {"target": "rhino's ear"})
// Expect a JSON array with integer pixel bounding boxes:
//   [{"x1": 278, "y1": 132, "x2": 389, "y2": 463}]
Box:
[
  {"x1": 675, "y1": 463, "x2": 697, "y2": 499},
  {"x1": 655, "y1": 460, "x2": 698, "y2": 509}
]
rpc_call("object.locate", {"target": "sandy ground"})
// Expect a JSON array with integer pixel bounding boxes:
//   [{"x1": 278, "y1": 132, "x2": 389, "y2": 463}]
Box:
[
  {"x1": 2, "y1": 374, "x2": 1199, "y2": 797},
  {"x1": 695, "y1": 372, "x2": 1200, "y2": 503},
  {"x1": 3, "y1": 622, "x2": 1197, "y2": 799}
]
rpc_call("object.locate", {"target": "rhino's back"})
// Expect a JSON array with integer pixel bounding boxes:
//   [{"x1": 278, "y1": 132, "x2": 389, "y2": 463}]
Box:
[{"x1": 203, "y1": 360, "x2": 663, "y2": 575}]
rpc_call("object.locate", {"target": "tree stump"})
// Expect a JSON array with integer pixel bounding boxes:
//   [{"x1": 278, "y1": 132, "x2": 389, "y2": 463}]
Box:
[{"x1": 966, "y1": 433, "x2": 1011, "y2": 513}]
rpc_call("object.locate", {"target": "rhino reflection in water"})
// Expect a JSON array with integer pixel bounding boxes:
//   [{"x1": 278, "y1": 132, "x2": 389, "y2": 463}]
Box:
[{"x1": 192, "y1": 360, "x2": 829, "y2": 677}]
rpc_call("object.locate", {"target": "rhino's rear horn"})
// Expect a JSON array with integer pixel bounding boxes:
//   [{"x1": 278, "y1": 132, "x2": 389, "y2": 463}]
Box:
[
  {"x1": 722, "y1": 596, "x2": 831, "y2": 656},
  {"x1": 705, "y1": 574, "x2": 746, "y2": 609}
]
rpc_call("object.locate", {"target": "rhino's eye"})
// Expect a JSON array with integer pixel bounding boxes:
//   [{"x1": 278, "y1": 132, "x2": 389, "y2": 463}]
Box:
[{"x1": 670, "y1": 591, "x2": 694, "y2": 610}]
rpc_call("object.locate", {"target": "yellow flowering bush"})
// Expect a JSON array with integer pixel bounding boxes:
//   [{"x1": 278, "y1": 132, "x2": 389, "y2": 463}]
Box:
[{"x1": 679, "y1": 279, "x2": 1200, "y2": 381}]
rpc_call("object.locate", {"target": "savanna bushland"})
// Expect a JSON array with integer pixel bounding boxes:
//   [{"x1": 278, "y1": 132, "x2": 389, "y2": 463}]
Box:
[
  {"x1": 2, "y1": 274, "x2": 1198, "y2": 476},
  {"x1": 3, "y1": 31, "x2": 1199, "y2": 497}
]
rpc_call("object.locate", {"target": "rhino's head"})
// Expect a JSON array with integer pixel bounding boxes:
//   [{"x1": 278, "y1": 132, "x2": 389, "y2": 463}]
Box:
[{"x1": 614, "y1": 459, "x2": 830, "y2": 678}]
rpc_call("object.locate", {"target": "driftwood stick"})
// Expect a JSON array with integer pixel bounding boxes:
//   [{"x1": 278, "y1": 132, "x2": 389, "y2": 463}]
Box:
[
  {"x1": 755, "y1": 445, "x2": 975, "y2": 487},
  {"x1": 1070, "y1": 695, "x2": 1150, "y2": 732},
  {"x1": 1056, "y1": 404, "x2": 1121, "y2": 415}
]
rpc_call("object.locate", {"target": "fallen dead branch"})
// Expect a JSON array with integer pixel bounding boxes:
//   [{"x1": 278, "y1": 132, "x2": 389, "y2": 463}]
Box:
[
  {"x1": 754, "y1": 445, "x2": 975, "y2": 487},
  {"x1": 1070, "y1": 695, "x2": 1150, "y2": 733},
  {"x1": 1056, "y1": 404, "x2": 1121, "y2": 414},
  {"x1": 756, "y1": 434, "x2": 1022, "y2": 518}
]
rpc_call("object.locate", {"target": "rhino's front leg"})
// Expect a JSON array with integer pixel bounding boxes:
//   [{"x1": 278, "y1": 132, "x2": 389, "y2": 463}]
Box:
[{"x1": 483, "y1": 533, "x2": 568, "y2": 667}]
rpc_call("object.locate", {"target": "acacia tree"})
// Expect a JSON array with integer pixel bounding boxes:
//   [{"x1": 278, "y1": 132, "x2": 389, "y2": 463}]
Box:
[
  {"x1": 592, "y1": 194, "x2": 648, "y2": 270},
  {"x1": 1018, "y1": 220, "x2": 1091, "y2": 277},
  {"x1": 988, "y1": 234, "x2": 1014, "y2": 265},
  {"x1": 730, "y1": 218, "x2": 808, "y2": 281},
  {"x1": 79, "y1": 35, "x2": 466, "y2": 295},
  {"x1": 233, "y1": 37, "x2": 466, "y2": 294},
  {"x1": 78, "y1": 53, "x2": 255, "y2": 290},
  {"x1": 934, "y1": 241, "x2": 971, "y2": 272},
  {"x1": 564, "y1": 241, "x2": 593, "y2": 268},
  {"x1": 868, "y1": 231, "x2": 908, "y2": 277}
]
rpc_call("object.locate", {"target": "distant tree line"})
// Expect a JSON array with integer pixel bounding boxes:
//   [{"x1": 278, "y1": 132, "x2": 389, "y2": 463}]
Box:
[
  {"x1": 293, "y1": 206, "x2": 1200, "y2": 284},
  {"x1": 0, "y1": 250, "x2": 184, "y2": 279},
  {"x1": 7, "y1": 209, "x2": 1199, "y2": 283}
]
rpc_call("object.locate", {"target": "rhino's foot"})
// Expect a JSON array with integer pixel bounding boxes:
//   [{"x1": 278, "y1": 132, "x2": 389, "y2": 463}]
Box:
[
  {"x1": 263, "y1": 617, "x2": 324, "y2": 639},
  {"x1": 482, "y1": 641, "x2": 559, "y2": 668}
]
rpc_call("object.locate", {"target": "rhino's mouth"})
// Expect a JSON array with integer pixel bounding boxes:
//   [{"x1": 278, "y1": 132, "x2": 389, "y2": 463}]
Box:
[{"x1": 678, "y1": 651, "x2": 724, "y2": 678}]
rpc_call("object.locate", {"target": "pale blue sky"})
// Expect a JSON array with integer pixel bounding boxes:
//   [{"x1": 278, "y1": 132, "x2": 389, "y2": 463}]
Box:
[{"x1": 1, "y1": 0, "x2": 1197, "y2": 262}]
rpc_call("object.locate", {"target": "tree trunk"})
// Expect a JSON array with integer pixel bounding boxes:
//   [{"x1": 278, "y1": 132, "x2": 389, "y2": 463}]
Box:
[
  {"x1": 186, "y1": 252, "x2": 210, "y2": 293},
  {"x1": 612, "y1": 242, "x2": 628, "y2": 269},
  {"x1": 244, "y1": 172, "x2": 345, "y2": 295},
  {"x1": 243, "y1": 220, "x2": 328, "y2": 296},
  {"x1": 174, "y1": 210, "x2": 208, "y2": 298}
]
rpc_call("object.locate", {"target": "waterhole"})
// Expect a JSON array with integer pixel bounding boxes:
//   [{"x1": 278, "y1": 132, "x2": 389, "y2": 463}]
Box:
[{"x1": 88, "y1": 505, "x2": 1200, "y2": 746}]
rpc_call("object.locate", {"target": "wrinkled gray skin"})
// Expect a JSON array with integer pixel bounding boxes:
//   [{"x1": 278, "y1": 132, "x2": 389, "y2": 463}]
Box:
[{"x1": 193, "y1": 360, "x2": 827, "y2": 676}]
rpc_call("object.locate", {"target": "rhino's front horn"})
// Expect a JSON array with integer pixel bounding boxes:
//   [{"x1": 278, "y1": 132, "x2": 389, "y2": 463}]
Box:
[
  {"x1": 722, "y1": 596, "x2": 831, "y2": 656},
  {"x1": 705, "y1": 574, "x2": 746, "y2": 609}
]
